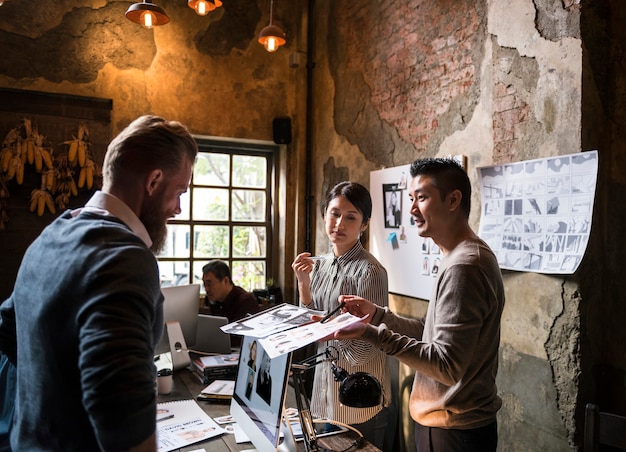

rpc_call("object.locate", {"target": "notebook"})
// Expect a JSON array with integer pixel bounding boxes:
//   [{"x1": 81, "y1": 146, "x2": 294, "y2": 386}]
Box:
[{"x1": 194, "y1": 314, "x2": 232, "y2": 354}]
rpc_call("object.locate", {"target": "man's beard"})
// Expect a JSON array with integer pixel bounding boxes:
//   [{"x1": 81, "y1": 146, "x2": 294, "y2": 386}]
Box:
[{"x1": 141, "y1": 194, "x2": 169, "y2": 254}]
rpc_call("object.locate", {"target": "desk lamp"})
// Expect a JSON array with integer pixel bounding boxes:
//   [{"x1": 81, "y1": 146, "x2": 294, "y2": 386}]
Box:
[{"x1": 291, "y1": 346, "x2": 382, "y2": 452}]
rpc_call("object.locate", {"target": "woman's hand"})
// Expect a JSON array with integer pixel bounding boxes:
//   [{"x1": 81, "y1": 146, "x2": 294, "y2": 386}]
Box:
[
  {"x1": 292, "y1": 252, "x2": 316, "y2": 306},
  {"x1": 291, "y1": 252, "x2": 315, "y2": 283},
  {"x1": 338, "y1": 295, "x2": 376, "y2": 324}
]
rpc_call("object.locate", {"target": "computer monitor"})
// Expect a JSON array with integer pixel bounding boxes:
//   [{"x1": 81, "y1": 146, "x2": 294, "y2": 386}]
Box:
[
  {"x1": 230, "y1": 335, "x2": 295, "y2": 452},
  {"x1": 154, "y1": 284, "x2": 200, "y2": 356}
]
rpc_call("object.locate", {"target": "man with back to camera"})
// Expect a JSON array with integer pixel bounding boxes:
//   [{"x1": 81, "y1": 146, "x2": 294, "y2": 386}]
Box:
[
  {"x1": 331, "y1": 157, "x2": 505, "y2": 452},
  {"x1": 202, "y1": 260, "x2": 261, "y2": 346},
  {"x1": 0, "y1": 115, "x2": 198, "y2": 451}
]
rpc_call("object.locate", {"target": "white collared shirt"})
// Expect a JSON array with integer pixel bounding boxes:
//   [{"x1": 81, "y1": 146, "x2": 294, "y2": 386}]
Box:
[{"x1": 71, "y1": 191, "x2": 153, "y2": 248}]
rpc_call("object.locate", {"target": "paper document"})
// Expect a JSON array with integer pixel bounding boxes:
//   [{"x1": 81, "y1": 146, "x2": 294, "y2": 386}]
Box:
[
  {"x1": 259, "y1": 312, "x2": 367, "y2": 359},
  {"x1": 156, "y1": 399, "x2": 224, "y2": 452},
  {"x1": 221, "y1": 303, "x2": 324, "y2": 339}
]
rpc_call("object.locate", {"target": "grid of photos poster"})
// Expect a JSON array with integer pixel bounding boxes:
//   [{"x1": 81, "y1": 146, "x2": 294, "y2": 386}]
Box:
[{"x1": 477, "y1": 151, "x2": 598, "y2": 274}]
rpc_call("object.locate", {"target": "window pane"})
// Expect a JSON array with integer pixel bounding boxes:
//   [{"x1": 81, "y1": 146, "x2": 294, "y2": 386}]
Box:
[
  {"x1": 194, "y1": 152, "x2": 230, "y2": 186},
  {"x1": 232, "y1": 260, "x2": 266, "y2": 292},
  {"x1": 157, "y1": 139, "x2": 274, "y2": 297},
  {"x1": 158, "y1": 261, "x2": 191, "y2": 287},
  {"x1": 193, "y1": 187, "x2": 229, "y2": 221},
  {"x1": 232, "y1": 190, "x2": 266, "y2": 222},
  {"x1": 233, "y1": 226, "x2": 266, "y2": 258},
  {"x1": 194, "y1": 225, "x2": 229, "y2": 258},
  {"x1": 193, "y1": 261, "x2": 206, "y2": 293},
  {"x1": 233, "y1": 155, "x2": 266, "y2": 188},
  {"x1": 158, "y1": 224, "x2": 190, "y2": 258}
]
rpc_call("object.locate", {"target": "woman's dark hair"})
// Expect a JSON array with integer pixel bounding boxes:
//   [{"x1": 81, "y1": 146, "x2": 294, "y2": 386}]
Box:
[
  {"x1": 409, "y1": 158, "x2": 471, "y2": 218},
  {"x1": 321, "y1": 181, "x2": 372, "y2": 223}
]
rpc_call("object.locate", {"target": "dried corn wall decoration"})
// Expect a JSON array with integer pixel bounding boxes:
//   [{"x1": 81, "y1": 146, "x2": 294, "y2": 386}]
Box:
[{"x1": 0, "y1": 119, "x2": 102, "y2": 227}]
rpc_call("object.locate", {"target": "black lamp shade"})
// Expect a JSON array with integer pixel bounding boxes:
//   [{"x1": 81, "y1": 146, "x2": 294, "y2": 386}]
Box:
[{"x1": 338, "y1": 371, "x2": 382, "y2": 408}]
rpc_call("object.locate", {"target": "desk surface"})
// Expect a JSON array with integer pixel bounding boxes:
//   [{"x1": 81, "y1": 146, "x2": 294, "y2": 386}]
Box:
[{"x1": 157, "y1": 369, "x2": 381, "y2": 452}]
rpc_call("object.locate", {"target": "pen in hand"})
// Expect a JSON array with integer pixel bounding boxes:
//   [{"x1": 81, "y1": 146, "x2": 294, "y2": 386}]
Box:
[{"x1": 320, "y1": 301, "x2": 346, "y2": 324}]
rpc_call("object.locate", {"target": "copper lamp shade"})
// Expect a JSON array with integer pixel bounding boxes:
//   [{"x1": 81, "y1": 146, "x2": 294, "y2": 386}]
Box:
[
  {"x1": 258, "y1": 0, "x2": 286, "y2": 52},
  {"x1": 188, "y1": 0, "x2": 223, "y2": 16},
  {"x1": 258, "y1": 24, "x2": 286, "y2": 53},
  {"x1": 125, "y1": 1, "x2": 169, "y2": 27}
]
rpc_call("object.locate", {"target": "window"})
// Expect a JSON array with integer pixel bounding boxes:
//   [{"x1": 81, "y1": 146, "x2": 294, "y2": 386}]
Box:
[{"x1": 157, "y1": 137, "x2": 276, "y2": 293}]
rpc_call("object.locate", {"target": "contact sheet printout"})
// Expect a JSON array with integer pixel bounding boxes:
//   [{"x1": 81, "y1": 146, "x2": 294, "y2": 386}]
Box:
[{"x1": 477, "y1": 151, "x2": 598, "y2": 274}]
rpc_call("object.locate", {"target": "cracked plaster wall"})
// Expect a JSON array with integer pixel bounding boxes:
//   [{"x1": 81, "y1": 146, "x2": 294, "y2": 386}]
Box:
[
  {"x1": 0, "y1": 0, "x2": 305, "y2": 307},
  {"x1": 0, "y1": 0, "x2": 298, "y2": 140},
  {"x1": 311, "y1": 0, "x2": 585, "y2": 449},
  {"x1": 1, "y1": 0, "x2": 623, "y2": 449}
]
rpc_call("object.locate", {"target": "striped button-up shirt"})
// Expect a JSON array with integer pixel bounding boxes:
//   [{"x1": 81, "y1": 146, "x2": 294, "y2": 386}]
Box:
[{"x1": 305, "y1": 241, "x2": 389, "y2": 425}]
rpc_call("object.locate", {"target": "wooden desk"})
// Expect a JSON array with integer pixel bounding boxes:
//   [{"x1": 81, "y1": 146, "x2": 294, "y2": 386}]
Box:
[{"x1": 157, "y1": 369, "x2": 381, "y2": 451}]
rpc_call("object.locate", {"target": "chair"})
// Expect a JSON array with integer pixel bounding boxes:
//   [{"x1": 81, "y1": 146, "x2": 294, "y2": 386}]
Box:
[{"x1": 584, "y1": 403, "x2": 626, "y2": 451}]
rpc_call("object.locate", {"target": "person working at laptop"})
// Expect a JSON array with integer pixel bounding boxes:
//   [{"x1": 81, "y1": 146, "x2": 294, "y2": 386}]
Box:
[{"x1": 202, "y1": 260, "x2": 260, "y2": 347}]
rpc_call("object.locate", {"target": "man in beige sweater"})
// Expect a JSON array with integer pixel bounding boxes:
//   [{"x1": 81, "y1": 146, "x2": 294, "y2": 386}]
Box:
[{"x1": 332, "y1": 157, "x2": 505, "y2": 452}]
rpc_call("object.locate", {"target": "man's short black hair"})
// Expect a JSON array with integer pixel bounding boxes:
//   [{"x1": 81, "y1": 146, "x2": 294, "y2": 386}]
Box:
[
  {"x1": 409, "y1": 157, "x2": 471, "y2": 218},
  {"x1": 202, "y1": 260, "x2": 232, "y2": 283}
]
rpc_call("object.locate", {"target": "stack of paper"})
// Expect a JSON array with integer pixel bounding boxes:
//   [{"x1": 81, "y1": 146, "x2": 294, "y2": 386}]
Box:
[
  {"x1": 197, "y1": 379, "x2": 235, "y2": 403},
  {"x1": 191, "y1": 353, "x2": 239, "y2": 384}
]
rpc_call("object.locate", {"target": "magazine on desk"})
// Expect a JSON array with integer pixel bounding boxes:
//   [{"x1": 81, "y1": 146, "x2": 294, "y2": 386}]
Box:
[
  {"x1": 193, "y1": 353, "x2": 240, "y2": 368},
  {"x1": 191, "y1": 352, "x2": 240, "y2": 384},
  {"x1": 197, "y1": 379, "x2": 235, "y2": 402},
  {"x1": 156, "y1": 399, "x2": 225, "y2": 452}
]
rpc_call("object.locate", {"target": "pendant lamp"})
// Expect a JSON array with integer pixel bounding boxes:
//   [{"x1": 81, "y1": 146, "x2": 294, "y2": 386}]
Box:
[
  {"x1": 188, "y1": 0, "x2": 223, "y2": 16},
  {"x1": 258, "y1": 0, "x2": 286, "y2": 52},
  {"x1": 126, "y1": 1, "x2": 169, "y2": 28}
]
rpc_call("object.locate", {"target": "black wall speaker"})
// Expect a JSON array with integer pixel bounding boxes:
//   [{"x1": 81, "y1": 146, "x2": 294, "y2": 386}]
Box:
[{"x1": 273, "y1": 117, "x2": 292, "y2": 144}]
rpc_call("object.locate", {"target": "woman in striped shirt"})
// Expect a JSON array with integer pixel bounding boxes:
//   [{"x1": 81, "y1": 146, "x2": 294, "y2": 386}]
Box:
[{"x1": 292, "y1": 181, "x2": 392, "y2": 449}]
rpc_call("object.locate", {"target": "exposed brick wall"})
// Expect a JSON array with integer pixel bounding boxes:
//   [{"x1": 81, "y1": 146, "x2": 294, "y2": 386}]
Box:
[
  {"x1": 493, "y1": 81, "x2": 531, "y2": 163},
  {"x1": 490, "y1": 43, "x2": 542, "y2": 165},
  {"x1": 334, "y1": 0, "x2": 482, "y2": 152}
]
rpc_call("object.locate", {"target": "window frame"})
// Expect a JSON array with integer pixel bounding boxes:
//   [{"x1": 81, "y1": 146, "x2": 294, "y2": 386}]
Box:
[{"x1": 157, "y1": 135, "x2": 278, "y2": 292}]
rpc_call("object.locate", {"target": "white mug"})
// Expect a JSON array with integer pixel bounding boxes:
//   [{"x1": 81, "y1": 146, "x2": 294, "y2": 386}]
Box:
[{"x1": 156, "y1": 368, "x2": 173, "y2": 395}]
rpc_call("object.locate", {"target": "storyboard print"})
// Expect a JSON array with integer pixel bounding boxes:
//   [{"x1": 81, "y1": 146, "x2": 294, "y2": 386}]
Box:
[{"x1": 477, "y1": 151, "x2": 598, "y2": 274}]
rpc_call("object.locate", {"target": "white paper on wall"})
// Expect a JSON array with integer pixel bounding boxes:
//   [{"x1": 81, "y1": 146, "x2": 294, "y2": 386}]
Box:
[
  {"x1": 476, "y1": 150, "x2": 598, "y2": 274},
  {"x1": 370, "y1": 165, "x2": 436, "y2": 300}
]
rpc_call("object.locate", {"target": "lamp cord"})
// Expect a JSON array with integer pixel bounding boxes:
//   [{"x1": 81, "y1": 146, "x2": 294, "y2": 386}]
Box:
[
  {"x1": 175, "y1": 348, "x2": 221, "y2": 356},
  {"x1": 311, "y1": 419, "x2": 364, "y2": 452}
]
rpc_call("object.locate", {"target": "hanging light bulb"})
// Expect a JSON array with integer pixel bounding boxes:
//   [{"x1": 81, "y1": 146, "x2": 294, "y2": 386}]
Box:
[
  {"x1": 126, "y1": 1, "x2": 169, "y2": 28},
  {"x1": 188, "y1": 0, "x2": 222, "y2": 16},
  {"x1": 258, "y1": 0, "x2": 286, "y2": 53},
  {"x1": 142, "y1": 10, "x2": 155, "y2": 27}
]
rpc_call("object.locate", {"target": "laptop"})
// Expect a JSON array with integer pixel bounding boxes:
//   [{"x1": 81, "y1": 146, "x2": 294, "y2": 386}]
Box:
[{"x1": 194, "y1": 314, "x2": 232, "y2": 355}]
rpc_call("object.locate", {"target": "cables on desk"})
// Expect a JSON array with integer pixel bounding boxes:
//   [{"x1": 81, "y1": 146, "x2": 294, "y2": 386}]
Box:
[{"x1": 311, "y1": 419, "x2": 364, "y2": 452}]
